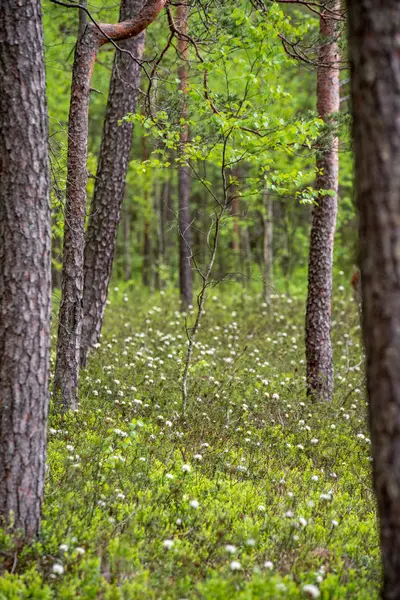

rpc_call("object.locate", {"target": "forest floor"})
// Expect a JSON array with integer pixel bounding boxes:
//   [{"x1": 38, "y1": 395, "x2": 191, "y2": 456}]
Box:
[{"x1": 0, "y1": 281, "x2": 380, "y2": 599}]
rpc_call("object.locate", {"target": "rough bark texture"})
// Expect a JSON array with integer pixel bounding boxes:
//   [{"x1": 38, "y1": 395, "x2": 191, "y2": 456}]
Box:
[
  {"x1": 80, "y1": 0, "x2": 146, "y2": 367},
  {"x1": 54, "y1": 27, "x2": 98, "y2": 409},
  {"x1": 348, "y1": 3, "x2": 400, "y2": 598},
  {"x1": 0, "y1": 0, "x2": 51, "y2": 539},
  {"x1": 54, "y1": 0, "x2": 166, "y2": 406},
  {"x1": 305, "y1": 0, "x2": 340, "y2": 401},
  {"x1": 177, "y1": 4, "x2": 193, "y2": 308}
]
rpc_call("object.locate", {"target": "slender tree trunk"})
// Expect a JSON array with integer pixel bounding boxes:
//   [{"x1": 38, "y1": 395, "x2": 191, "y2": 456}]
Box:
[
  {"x1": 241, "y1": 225, "x2": 252, "y2": 287},
  {"x1": 78, "y1": 0, "x2": 88, "y2": 41},
  {"x1": 0, "y1": 0, "x2": 51, "y2": 540},
  {"x1": 122, "y1": 200, "x2": 132, "y2": 281},
  {"x1": 142, "y1": 219, "x2": 151, "y2": 287},
  {"x1": 177, "y1": 3, "x2": 192, "y2": 308},
  {"x1": 154, "y1": 181, "x2": 163, "y2": 289},
  {"x1": 349, "y1": 3, "x2": 400, "y2": 598},
  {"x1": 54, "y1": 0, "x2": 166, "y2": 407},
  {"x1": 231, "y1": 174, "x2": 240, "y2": 254},
  {"x1": 305, "y1": 0, "x2": 340, "y2": 401},
  {"x1": 159, "y1": 180, "x2": 167, "y2": 264},
  {"x1": 262, "y1": 187, "x2": 273, "y2": 304},
  {"x1": 80, "y1": 0, "x2": 147, "y2": 367}
]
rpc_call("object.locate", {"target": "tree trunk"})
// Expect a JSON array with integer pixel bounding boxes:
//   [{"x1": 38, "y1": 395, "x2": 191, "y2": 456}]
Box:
[
  {"x1": 305, "y1": 0, "x2": 340, "y2": 401},
  {"x1": 142, "y1": 219, "x2": 151, "y2": 287},
  {"x1": 54, "y1": 25, "x2": 98, "y2": 409},
  {"x1": 241, "y1": 225, "x2": 252, "y2": 287},
  {"x1": 231, "y1": 180, "x2": 240, "y2": 255},
  {"x1": 122, "y1": 200, "x2": 133, "y2": 281},
  {"x1": 80, "y1": 0, "x2": 147, "y2": 367},
  {"x1": 348, "y1": 3, "x2": 400, "y2": 598},
  {"x1": 78, "y1": 0, "x2": 88, "y2": 41},
  {"x1": 177, "y1": 3, "x2": 193, "y2": 308},
  {"x1": 0, "y1": 0, "x2": 51, "y2": 540},
  {"x1": 262, "y1": 187, "x2": 273, "y2": 304},
  {"x1": 154, "y1": 180, "x2": 163, "y2": 289},
  {"x1": 54, "y1": 0, "x2": 166, "y2": 407}
]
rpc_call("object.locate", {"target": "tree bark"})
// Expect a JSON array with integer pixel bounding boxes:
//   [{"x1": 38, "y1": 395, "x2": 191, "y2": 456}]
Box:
[
  {"x1": 262, "y1": 187, "x2": 273, "y2": 304},
  {"x1": 0, "y1": 0, "x2": 51, "y2": 540},
  {"x1": 80, "y1": 0, "x2": 146, "y2": 367},
  {"x1": 142, "y1": 219, "x2": 151, "y2": 287},
  {"x1": 348, "y1": 3, "x2": 400, "y2": 598},
  {"x1": 122, "y1": 200, "x2": 133, "y2": 281},
  {"x1": 54, "y1": 0, "x2": 166, "y2": 407},
  {"x1": 305, "y1": 0, "x2": 340, "y2": 401},
  {"x1": 177, "y1": 3, "x2": 193, "y2": 308}
]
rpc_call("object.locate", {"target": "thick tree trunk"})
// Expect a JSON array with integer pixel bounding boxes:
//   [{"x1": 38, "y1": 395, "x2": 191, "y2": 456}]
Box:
[
  {"x1": 54, "y1": 0, "x2": 166, "y2": 406},
  {"x1": 305, "y1": 0, "x2": 340, "y2": 401},
  {"x1": 262, "y1": 187, "x2": 273, "y2": 304},
  {"x1": 80, "y1": 0, "x2": 146, "y2": 367},
  {"x1": 0, "y1": 0, "x2": 51, "y2": 540},
  {"x1": 348, "y1": 3, "x2": 400, "y2": 598},
  {"x1": 177, "y1": 4, "x2": 193, "y2": 308},
  {"x1": 54, "y1": 27, "x2": 98, "y2": 409}
]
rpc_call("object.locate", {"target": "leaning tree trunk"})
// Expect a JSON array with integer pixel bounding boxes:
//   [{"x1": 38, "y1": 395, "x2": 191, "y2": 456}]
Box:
[
  {"x1": 348, "y1": 3, "x2": 400, "y2": 598},
  {"x1": 54, "y1": 0, "x2": 166, "y2": 408},
  {"x1": 305, "y1": 0, "x2": 340, "y2": 401},
  {"x1": 177, "y1": 3, "x2": 193, "y2": 309},
  {"x1": 80, "y1": 0, "x2": 147, "y2": 367},
  {"x1": 0, "y1": 0, "x2": 51, "y2": 540}
]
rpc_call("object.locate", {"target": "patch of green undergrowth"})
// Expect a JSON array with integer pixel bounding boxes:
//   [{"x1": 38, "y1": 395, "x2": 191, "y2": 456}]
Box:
[{"x1": 0, "y1": 276, "x2": 380, "y2": 598}]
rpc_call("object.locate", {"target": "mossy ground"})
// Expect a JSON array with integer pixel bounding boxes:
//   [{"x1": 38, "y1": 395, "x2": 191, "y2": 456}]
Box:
[{"x1": 0, "y1": 279, "x2": 380, "y2": 598}]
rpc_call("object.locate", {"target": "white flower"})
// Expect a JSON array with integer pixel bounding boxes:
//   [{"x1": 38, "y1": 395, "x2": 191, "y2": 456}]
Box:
[
  {"x1": 193, "y1": 454, "x2": 203, "y2": 461},
  {"x1": 182, "y1": 464, "x2": 192, "y2": 473},
  {"x1": 190, "y1": 499, "x2": 199, "y2": 509},
  {"x1": 52, "y1": 563, "x2": 64, "y2": 575},
  {"x1": 76, "y1": 547, "x2": 85, "y2": 555},
  {"x1": 303, "y1": 584, "x2": 320, "y2": 598},
  {"x1": 165, "y1": 473, "x2": 174, "y2": 480},
  {"x1": 258, "y1": 504, "x2": 266, "y2": 512},
  {"x1": 331, "y1": 519, "x2": 339, "y2": 527},
  {"x1": 298, "y1": 517, "x2": 307, "y2": 527},
  {"x1": 246, "y1": 538, "x2": 256, "y2": 547},
  {"x1": 320, "y1": 493, "x2": 332, "y2": 501},
  {"x1": 163, "y1": 539, "x2": 174, "y2": 550},
  {"x1": 311, "y1": 475, "x2": 319, "y2": 482},
  {"x1": 272, "y1": 393, "x2": 280, "y2": 400},
  {"x1": 230, "y1": 560, "x2": 242, "y2": 571},
  {"x1": 310, "y1": 438, "x2": 319, "y2": 445},
  {"x1": 264, "y1": 560, "x2": 273, "y2": 569},
  {"x1": 225, "y1": 544, "x2": 237, "y2": 554},
  {"x1": 285, "y1": 510, "x2": 294, "y2": 518},
  {"x1": 59, "y1": 544, "x2": 68, "y2": 553}
]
